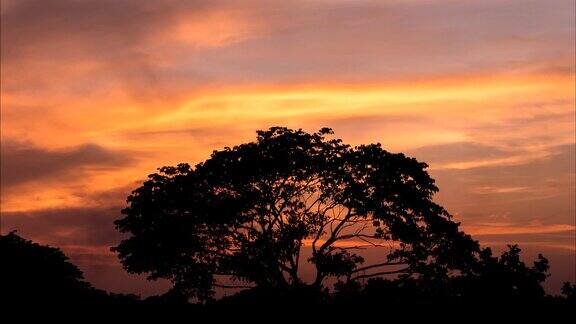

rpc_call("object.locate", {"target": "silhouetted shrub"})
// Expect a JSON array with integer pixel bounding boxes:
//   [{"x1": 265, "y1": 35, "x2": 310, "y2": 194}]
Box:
[{"x1": 0, "y1": 231, "x2": 138, "y2": 305}]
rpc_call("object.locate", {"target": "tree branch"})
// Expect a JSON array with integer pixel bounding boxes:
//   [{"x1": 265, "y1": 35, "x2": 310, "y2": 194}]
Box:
[
  {"x1": 213, "y1": 283, "x2": 256, "y2": 289},
  {"x1": 350, "y1": 268, "x2": 409, "y2": 281},
  {"x1": 351, "y1": 261, "x2": 407, "y2": 274}
]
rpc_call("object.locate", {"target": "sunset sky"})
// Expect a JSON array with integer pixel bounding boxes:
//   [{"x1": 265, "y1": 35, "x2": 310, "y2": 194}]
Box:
[{"x1": 1, "y1": 0, "x2": 575, "y2": 296}]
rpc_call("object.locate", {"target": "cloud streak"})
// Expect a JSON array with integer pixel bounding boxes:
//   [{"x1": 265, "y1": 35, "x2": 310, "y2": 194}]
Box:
[
  {"x1": 464, "y1": 222, "x2": 576, "y2": 236},
  {"x1": 1, "y1": 139, "x2": 134, "y2": 188}
]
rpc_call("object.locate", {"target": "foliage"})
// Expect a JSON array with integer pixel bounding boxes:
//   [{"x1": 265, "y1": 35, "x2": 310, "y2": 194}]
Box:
[
  {"x1": 113, "y1": 127, "x2": 479, "y2": 300},
  {"x1": 0, "y1": 231, "x2": 138, "y2": 305},
  {"x1": 333, "y1": 244, "x2": 552, "y2": 304}
]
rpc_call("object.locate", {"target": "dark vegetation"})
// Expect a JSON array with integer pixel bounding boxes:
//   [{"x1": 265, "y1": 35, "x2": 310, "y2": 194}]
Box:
[
  {"x1": 0, "y1": 231, "x2": 139, "y2": 306},
  {"x1": 1, "y1": 127, "x2": 574, "y2": 308}
]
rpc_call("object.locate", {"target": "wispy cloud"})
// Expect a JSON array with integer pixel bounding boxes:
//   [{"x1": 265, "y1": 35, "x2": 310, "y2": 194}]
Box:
[{"x1": 464, "y1": 222, "x2": 576, "y2": 236}]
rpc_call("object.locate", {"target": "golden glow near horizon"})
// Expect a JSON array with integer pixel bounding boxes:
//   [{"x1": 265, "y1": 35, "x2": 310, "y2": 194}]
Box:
[{"x1": 1, "y1": 0, "x2": 574, "y2": 294}]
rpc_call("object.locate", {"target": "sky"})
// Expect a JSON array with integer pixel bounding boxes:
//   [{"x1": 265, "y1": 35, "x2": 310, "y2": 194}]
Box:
[{"x1": 1, "y1": 0, "x2": 575, "y2": 296}]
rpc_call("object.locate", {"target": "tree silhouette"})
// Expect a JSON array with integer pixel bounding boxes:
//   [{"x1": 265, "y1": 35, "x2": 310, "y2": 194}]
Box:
[
  {"x1": 561, "y1": 282, "x2": 576, "y2": 301},
  {"x1": 1, "y1": 231, "x2": 91, "y2": 304},
  {"x1": 113, "y1": 127, "x2": 481, "y2": 301},
  {"x1": 0, "y1": 231, "x2": 138, "y2": 305},
  {"x1": 461, "y1": 244, "x2": 550, "y2": 301},
  {"x1": 332, "y1": 244, "x2": 552, "y2": 304}
]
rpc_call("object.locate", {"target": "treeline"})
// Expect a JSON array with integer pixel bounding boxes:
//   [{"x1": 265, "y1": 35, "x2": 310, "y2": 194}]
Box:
[
  {"x1": 2, "y1": 128, "x2": 575, "y2": 310},
  {"x1": 1, "y1": 231, "x2": 574, "y2": 307}
]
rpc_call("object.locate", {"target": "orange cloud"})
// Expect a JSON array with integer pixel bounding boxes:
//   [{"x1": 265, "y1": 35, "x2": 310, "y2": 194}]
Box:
[
  {"x1": 463, "y1": 222, "x2": 576, "y2": 236},
  {"x1": 2, "y1": 69, "x2": 574, "y2": 213}
]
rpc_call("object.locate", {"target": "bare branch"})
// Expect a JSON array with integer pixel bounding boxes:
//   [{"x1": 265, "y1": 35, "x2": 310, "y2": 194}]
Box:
[
  {"x1": 350, "y1": 268, "x2": 409, "y2": 281},
  {"x1": 351, "y1": 261, "x2": 407, "y2": 274},
  {"x1": 213, "y1": 283, "x2": 256, "y2": 289}
]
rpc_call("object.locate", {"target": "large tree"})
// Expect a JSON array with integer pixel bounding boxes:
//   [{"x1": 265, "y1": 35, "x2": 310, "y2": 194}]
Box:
[{"x1": 113, "y1": 127, "x2": 480, "y2": 301}]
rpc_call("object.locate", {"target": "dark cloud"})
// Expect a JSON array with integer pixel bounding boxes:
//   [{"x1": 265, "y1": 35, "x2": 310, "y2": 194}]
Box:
[
  {"x1": 2, "y1": 0, "x2": 572, "y2": 93},
  {"x1": 1, "y1": 0, "x2": 211, "y2": 61},
  {"x1": 0, "y1": 0, "x2": 229, "y2": 102},
  {"x1": 0, "y1": 139, "x2": 135, "y2": 188},
  {"x1": 1, "y1": 205, "x2": 123, "y2": 246}
]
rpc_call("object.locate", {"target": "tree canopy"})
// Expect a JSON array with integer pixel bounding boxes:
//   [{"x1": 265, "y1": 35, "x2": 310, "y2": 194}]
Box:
[
  {"x1": 331, "y1": 244, "x2": 550, "y2": 304},
  {"x1": 1, "y1": 230, "x2": 90, "y2": 305},
  {"x1": 111, "y1": 127, "x2": 508, "y2": 300},
  {"x1": 0, "y1": 231, "x2": 138, "y2": 305}
]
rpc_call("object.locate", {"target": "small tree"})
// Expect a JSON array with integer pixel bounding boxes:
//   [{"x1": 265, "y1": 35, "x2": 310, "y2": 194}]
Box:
[
  {"x1": 332, "y1": 244, "x2": 551, "y2": 304},
  {"x1": 1, "y1": 231, "x2": 90, "y2": 304},
  {"x1": 113, "y1": 127, "x2": 479, "y2": 301},
  {"x1": 561, "y1": 282, "x2": 576, "y2": 301},
  {"x1": 0, "y1": 231, "x2": 139, "y2": 305},
  {"x1": 461, "y1": 245, "x2": 550, "y2": 301}
]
